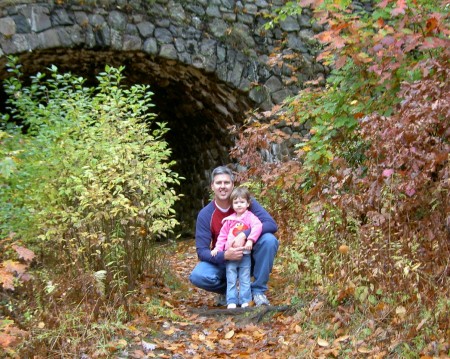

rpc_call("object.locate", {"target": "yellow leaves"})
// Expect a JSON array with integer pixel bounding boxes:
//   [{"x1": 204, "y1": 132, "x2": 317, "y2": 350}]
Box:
[
  {"x1": 357, "y1": 346, "x2": 373, "y2": 354},
  {"x1": 355, "y1": 52, "x2": 372, "y2": 64},
  {"x1": 395, "y1": 305, "x2": 406, "y2": 316},
  {"x1": 224, "y1": 329, "x2": 235, "y2": 339},
  {"x1": 395, "y1": 306, "x2": 407, "y2": 320},
  {"x1": 334, "y1": 335, "x2": 350, "y2": 344},
  {"x1": 104, "y1": 338, "x2": 128, "y2": 353},
  {"x1": 317, "y1": 337, "x2": 330, "y2": 347},
  {"x1": 163, "y1": 301, "x2": 173, "y2": 308},
  {"x1": 251, "y1": 329, "x2": 265, "y2": 339},
  {"x1": 162, "y1": 327, "x2": 176, "y2": 335},
  {"x1": 416, "y1": 318, "x2": 428, "y2": 332},
  {"x1": 338, "y1": 244, "x2": 350, "y2": 255}
]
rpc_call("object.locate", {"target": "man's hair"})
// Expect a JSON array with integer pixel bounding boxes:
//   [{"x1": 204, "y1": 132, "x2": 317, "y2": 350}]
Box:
[
  {"x1": 230, "y1": 186, "x2": 251, "y2": 202},
  {"x1": 211, "y1": 166, "x2": 235, "y2": 183}
]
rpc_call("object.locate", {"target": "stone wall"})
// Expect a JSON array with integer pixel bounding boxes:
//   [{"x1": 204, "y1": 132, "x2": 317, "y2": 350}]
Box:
[{"x1": 0, "y1": 0, "x2": 328, "y2": 234}]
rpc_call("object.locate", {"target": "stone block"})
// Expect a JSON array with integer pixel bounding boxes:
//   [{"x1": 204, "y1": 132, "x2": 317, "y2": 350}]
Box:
[
  {"x1": 280, "y1": 16, "x2": 300, "y2": 32},
  {"x1": 168, "y1": 2, "x2": 186, "y2": 24},
  {"x1": 155, "y1": 27, "x2": 173, "y2": 44},
  {"x1": 12, "y1": 14, "x2": 30, "y2": 34},
  {"x1": 228, "y1": 60, "x2": 244, "y2": 87},
  {"x1": 123, "y1": 34, "x2": 142, "y2": 50},
  {"x1": 264, "y1": 75, "x2": 283, "y2": 92},
  {"x1": 174, "y1": 37, "x2": 186, "y2": 52},
  {"x1": 137, "y1": 21, "x2": 155, "y2": 38},
  {"x1": 2, "y1": 33, "x2": 37, "y2": 53},
  {"x1": 126, "y1": 23, "x2": 138, "y2": 36},
  {"x1": 108, "y1": 10, "x2": 127, "y2": 31},
  {"x1": 0, "y1": 17, "x2": 15, "y2": 36},
  {"x1": 209, "y1": 18, "x2": 228, "y2": 38},
  {"x1": 243, "y1": 4, "x2": 258, "y2": 15},
  {"x1": 160, "y1": 43, "x2": 178, "y2": 59},
  {"x1": 38, "y1": 28, "x2": 60, "y2": 48},
  {"x1": 57, "y1": 27, "x2": 74, "y2": 47},
  {"x1": 249, "y1": 86, "x2": 268, "y2": 104},
  {"x1": 89, "y1": 14, "x2": 106, "y2": 27},
  {"x1": 69, "y1": 24, "x2": 84, "y2": 46},
  {"x1": 94, "y1": 25, "x2": 111, "y2": 47},
  {"x1": 143, "y1": 37, "x2": 158, "y2": 54},
  {"x1": 51, "y1": 9, "x2": 73, "y2": 26},
  {"x1": 206, "y1": 5, "x2": 221, "y2": 18},
  {"x1": 74, "y1": 11, "x2": 89, "y2": 26},
  {"x1": 271, "y1": 88, "x2": 291, "y2": 104},
  {"x1": 30, "y1": 6, "x2": 51, "y2": 32}
]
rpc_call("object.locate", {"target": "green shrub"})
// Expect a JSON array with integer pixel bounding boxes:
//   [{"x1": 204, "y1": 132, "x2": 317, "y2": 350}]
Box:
[{"x1": 1, "y1": 56, "x2": 181, "y2": 302}]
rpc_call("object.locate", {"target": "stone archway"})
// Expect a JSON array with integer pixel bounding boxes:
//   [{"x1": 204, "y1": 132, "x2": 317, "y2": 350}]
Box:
[
  {"x1": 0, "y1": 1, "x2": 327, "y2": 233},
  {"x1": 0, "y1": 48, "x2": 252, "y2": 233}
]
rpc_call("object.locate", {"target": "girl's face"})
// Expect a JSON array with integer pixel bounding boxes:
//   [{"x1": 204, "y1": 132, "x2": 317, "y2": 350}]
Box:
[{"x1": 232, "y1": 196, "x2": 250, "y2": 215}]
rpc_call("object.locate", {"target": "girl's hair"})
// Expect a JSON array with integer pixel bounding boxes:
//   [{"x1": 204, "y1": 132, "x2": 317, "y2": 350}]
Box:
[{"x1": 230, "y1": 186, "x2": 251, "y2": 202}]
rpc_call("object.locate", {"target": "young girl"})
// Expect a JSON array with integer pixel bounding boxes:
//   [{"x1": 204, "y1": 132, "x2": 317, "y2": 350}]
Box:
[{"x1": 211, "y1": 186, "x2": 262, "y2": 308}]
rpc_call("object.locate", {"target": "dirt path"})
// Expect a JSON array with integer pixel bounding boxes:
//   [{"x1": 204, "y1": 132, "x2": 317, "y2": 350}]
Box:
[{"x1": 121, "y1": 239, "x2": 296, "y2": 359}]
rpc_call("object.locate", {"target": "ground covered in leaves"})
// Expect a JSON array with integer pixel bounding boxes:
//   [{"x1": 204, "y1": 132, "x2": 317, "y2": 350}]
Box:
[
  {"x1": 113, "y1": 239, "x2": 297, "y2": 359},
  {"x1": 102, "y1": 240, "x2": 448, "y2": 359}
]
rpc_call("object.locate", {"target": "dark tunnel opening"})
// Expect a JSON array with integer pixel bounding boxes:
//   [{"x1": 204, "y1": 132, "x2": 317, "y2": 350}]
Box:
[{"x1": 0, "y1": 49, "x2": 254, "y2": 236}]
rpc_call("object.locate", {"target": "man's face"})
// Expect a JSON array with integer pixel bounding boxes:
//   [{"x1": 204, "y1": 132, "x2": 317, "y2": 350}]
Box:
[{"x1": 211, "y1": 174, "x2": 234, "y2": 202}]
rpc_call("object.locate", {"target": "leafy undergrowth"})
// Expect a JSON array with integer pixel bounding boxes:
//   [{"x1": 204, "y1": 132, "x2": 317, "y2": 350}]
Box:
[
  {"x1": 1, "y1": 238, "x2": 449, "y2": 358},
  {"x1": 36, "y1": 239, "x2": 444, "y2": 359}
]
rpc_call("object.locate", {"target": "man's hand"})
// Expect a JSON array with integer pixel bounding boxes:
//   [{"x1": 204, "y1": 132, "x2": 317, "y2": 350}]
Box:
[
  {"x1": 232, "y1": 232, "x2": 247, "y2": 248},
  {"x1": 224, "y1": 246, "x2": 244, "y2": 261}
]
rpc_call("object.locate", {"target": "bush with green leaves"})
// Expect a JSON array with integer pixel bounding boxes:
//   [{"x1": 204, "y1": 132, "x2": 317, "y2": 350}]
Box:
[{"x1": 0, "y1": 56, "x2": 181, "y2": 302}]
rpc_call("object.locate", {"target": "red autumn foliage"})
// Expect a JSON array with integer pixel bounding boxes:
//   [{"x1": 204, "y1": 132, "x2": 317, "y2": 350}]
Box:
[{"x1": 328, "y1": 58, "x2": 449, "y2": 295}]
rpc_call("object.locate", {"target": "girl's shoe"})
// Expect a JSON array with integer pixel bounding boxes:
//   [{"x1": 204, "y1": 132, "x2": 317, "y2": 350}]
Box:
[
  {"x1": 241, "y1": 303, "x2": 249, "y2": 308},
  {"x1": 227, "y1": 303, "x2": 237, "y2": 309}
]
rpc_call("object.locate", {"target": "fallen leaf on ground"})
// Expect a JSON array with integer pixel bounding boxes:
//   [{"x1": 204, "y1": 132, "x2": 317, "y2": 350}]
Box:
[
  {"x1": 317, "y1": 337, "x2": 330, "y2": 347},
  {"x1": 225, "y1": 330, "x2": 235, "y2": 339}
]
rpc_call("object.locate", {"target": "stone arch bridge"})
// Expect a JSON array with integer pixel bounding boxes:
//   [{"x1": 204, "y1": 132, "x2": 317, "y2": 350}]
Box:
[{"x1": 0, "y1": 0, "x2": 327, "y2": 233}]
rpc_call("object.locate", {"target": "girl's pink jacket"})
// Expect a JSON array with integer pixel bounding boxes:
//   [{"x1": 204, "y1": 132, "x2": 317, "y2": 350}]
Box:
[{"x1": 214, "y1": 210, "x2": 263, "y2": 251}]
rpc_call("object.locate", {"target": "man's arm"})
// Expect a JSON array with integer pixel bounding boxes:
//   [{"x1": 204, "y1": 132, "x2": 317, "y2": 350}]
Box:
[
  {"x1": 246, "y1": 212, "x2": 263, "y2": 242},
  {"x1": 195, "y1": 206, "x2": 226, "y2": 264}
]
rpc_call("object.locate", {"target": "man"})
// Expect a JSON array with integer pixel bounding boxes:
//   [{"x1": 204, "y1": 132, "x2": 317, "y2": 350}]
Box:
[{"x1": 189, "y1": 166, "x2": 279, "y2": 306}]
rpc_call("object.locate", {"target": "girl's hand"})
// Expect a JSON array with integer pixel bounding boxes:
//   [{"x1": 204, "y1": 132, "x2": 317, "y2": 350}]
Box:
[
  {"x1": 244, "y1": 240, "x2": 253, "y2": 251},
  {"x1": 211, "y1": 249, "x2": 218, "y2": 256}
]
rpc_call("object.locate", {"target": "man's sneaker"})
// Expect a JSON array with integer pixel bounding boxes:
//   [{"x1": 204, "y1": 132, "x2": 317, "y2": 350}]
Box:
[
  {"x1": 227, "y1": 303, "x2": 237, "y2": 309},
  {"x1": 215, "y1": 294, "x2": 227, "y2": 306},
  {"x1": 241, "y1": 302, "x2": 249, "y2": 308},
  {"x1": 253, "y1": 293, "x2": 270, "y2": 306}
]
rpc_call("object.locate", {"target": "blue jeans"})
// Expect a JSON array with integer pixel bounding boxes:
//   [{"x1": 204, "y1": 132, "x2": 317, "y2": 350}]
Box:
[
  {"x1": 189, "y1": 233, "x2": 279, "y2": 296},
  {"x1": 226, "y1": 254, "x2": 251, "y2": 305}
]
